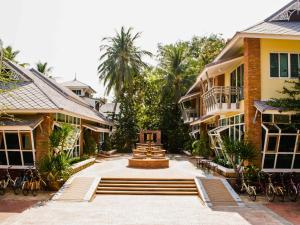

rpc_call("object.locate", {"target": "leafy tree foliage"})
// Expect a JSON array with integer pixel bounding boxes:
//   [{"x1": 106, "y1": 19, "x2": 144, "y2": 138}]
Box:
[
  {"x1": 98, "y1": 27, "x2": 151, "y2": 151},
  {"x1": 268, "y1": 78, "x2": 300, "y2": 111},
  {"x1": 36, "y1": 61, "x2": 53, "y2": 76},
  {"x1": 98, "y1": 26, "x2": 152, "y2": 120},
  {"x1": 98, "y1": 31, "x2": 225, "y2": 153},
  {"x1": 111, "y1": 92, "x2": 138, "y2": 152},
  {"x1": 3, "y1": 45, "x2": 28, "y2": 67}
]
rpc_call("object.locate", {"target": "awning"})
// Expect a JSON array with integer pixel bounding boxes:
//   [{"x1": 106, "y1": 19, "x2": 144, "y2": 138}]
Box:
[
  {"x1": 82, "y1": 123, "x2": 110, "y2": 133},
  {"x1": 0, "y1": 116, "x2": 44, "y2": 131},
  {"x1": 190, "y1": 115, "x2": 216, "y2": 126},
  {"x1": 186, "y1": 56, "x2": 243, "y2": 95},
  {"x1": 178, "y1": 92, "x2": 200, "y2": 103},
  {"x1": 254, "y1": 101, "x2": 296, "y2": 114}
]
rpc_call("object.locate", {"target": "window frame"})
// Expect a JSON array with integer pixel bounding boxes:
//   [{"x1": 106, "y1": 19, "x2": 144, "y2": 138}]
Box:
[{"x1": 269, "y1": 52, "x2": 300, "y2": 79}]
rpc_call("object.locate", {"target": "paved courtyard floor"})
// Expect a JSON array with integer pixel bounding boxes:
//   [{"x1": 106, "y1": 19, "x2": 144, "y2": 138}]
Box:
[{"x1": 0, "y1": 155, "x2": 295, "y2": 225}]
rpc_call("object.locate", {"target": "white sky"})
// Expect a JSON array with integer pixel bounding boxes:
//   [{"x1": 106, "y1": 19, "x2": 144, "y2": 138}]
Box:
[{"x1": 0, "y1": 0, "x2": 290, "y2": 100}]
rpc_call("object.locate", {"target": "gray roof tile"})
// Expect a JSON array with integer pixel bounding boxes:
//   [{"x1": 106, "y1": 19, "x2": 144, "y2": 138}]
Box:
[{"x1": 0, "y1": 60, "x2": 111, "y2": 125}]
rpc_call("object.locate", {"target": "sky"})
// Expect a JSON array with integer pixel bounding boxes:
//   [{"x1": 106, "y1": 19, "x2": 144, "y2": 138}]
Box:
[{"x1": 0, "y1": 0, "x2": 290, "y2": 100}]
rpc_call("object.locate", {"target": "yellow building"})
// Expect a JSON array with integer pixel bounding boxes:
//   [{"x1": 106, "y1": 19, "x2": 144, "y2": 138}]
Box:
[{"x1": 179, "y1": 0, "x2": 300, "y2": 172}]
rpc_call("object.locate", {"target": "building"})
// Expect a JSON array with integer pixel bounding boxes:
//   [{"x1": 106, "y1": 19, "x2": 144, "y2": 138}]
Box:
[
  {"x1": 61, "y1": 78, "x2": 105, "y2": 111},
  {"x1": 99, "y1": 103, "x2": 120, "y2": 119},
  {"x1": 179, "y1": 0, "x2": 300, "y2": 172},
  {"x1": 0, "y1": 59, "x2": 112, "y2": 169}
]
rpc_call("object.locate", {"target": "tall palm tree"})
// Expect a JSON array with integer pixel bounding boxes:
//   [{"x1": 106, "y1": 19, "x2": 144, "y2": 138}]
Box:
[
  {"x1": 98, "y1": 26, "x2": 152, "y2": 119},
  {"x1": 159, "y1": 43, "x2": 190, "y2": 102},
  {"x1": 36, "y1": 61, "x2": 52, "y2": 76}
]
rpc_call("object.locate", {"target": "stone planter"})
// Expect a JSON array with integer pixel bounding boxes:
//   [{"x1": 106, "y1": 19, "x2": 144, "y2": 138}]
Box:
[
  {"x1": 71, "y1": 158, "x2": 96, "y2": 174},
  {"x1": 209, "y1": 161, "x2": 236, "y2": 178}
]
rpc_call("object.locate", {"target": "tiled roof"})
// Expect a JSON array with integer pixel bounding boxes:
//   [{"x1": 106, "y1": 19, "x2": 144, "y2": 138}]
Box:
[
  {"x1": 254, "y1": 101, "x2": 285, "y2": 112},
  {"x1": 0, "y1": 82, "x2": 57, "y2": 110},
  {"x1": 243, "y1": 21, "x2": 300, "y2": 36},
  {"x1": 0, "y1": 115, "x2": 44, "y2": 129},
  {"x1": 0, "y1": 60, "x2": 111, "y2": 125}
]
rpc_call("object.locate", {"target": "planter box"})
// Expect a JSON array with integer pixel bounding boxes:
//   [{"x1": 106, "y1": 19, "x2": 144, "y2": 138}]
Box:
[
  {"x1": 209, "y1": 161, "x2": 236, "y2": 178},
  {"x1": 71, "y1": 158, "x2": 96, "y2": 174}
]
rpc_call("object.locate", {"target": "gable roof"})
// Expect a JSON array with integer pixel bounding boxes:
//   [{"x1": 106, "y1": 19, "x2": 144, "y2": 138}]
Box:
[
  {"x1": 182, "y1": 0, "x2": 300, "y2": 99},
  {"x1": 61, "y1": 79, "x2": 96, "y2": 93},
  {"x1": 0, "y1": 60, "x2": 112, "y2": 125},
  {"x1": 215, "y1": 0, "x2": 300, "y2": 62}
]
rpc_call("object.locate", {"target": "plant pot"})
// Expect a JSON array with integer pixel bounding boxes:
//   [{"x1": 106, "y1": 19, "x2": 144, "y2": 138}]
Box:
[{"x1": 48, "y1": 180, "x2": 63, "y2": 191}]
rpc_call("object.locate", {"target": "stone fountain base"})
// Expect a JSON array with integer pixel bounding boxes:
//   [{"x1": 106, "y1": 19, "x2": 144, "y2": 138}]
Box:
[{"x1": 128, "y1": 157, "x2": 169, "y2": 169}]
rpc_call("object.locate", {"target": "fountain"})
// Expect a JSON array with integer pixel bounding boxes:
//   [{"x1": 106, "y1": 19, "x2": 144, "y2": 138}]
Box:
[{"x1": 128, "y1": 130, "x2": 169, "y2": 169}]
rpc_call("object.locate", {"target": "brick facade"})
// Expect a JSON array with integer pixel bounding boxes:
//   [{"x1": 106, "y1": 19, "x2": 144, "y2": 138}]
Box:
[
  {"x1": 244, "y1": 38, "x2": 262, "y2": 167},
  {"x1": 35, "y1": 114, "x2": 53, "y2": 161}
]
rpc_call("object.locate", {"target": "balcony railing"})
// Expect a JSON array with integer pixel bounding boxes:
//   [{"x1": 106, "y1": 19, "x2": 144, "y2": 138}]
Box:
[
  {"x1": 182, "y1": 108, "x2": 199, "y2": 124},
  {"x1": 202, "y1": 86, "x2": 242, "y2": 115}
]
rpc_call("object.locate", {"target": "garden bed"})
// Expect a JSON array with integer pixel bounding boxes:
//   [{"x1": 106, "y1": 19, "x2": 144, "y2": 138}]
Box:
[{"x1": 71, "y1": 158, "x2": 96, "y2": 174}]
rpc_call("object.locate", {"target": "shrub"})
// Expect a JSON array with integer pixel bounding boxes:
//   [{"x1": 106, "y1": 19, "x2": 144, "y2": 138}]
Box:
[
  {"x1": 222, "y1": 137, "x2": 257, "y2": 178},
  {"x1": 39, "y1": 151, "x2": 72, "y2": 184},
  {"x1": 83, "y1": 130, "x2": 98, "y2": 155},
  {"x1": 192, "y1": 132, "x2": 210, "y2": 158}
]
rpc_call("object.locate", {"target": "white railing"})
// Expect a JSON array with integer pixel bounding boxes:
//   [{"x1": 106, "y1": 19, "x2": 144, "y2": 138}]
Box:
[
  {"x1": 202, "y1": 86, "x2": 242, "y2": 115},
  {"x1": 182, "y1": 108, "x2": 199, "y2": 123}
]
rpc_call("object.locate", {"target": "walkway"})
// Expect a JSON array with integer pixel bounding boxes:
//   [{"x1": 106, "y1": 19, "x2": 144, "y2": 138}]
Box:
[{"x1": 1, "y1": 155, "x2": 292, "y2": 225}]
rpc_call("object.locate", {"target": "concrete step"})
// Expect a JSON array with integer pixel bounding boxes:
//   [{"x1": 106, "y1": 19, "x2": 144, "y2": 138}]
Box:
[
  {"x1": 97, "y1": 187, "x2": 198, "y2": 191},
  {"x1": 100, "y1": 180, "x2": 195, "y2": 184},
  {"x1": 100, "y1": 178, "x2": 194, "y2": 181},
  {"x1": 97, "y1": 178, "x2": 199, "y2": 196},
  {"x1": 96, "y1": 190, "x2": 198, "y2": 195},
  {"x1": 99, "y1": 183, "x2": 197, "y2": 188}
]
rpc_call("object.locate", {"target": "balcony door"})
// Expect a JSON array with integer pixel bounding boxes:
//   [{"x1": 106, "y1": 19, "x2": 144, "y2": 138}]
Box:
[{"x1": 230, "y1": 64, "x2": 244, "y2": 101}]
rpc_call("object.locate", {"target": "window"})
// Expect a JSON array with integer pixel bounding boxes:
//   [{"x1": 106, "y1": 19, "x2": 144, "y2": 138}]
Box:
[
  {"x1": 5, "y1": 133, "x2": 20, "y2": 149},
  {"x1": 290, "y1": 54, "x2": 300, "y2": 77},
  {"x1": 270, "y1": 53, "x2": 300, "y2": 78},
  {"x1": 72, "y1": 89, "x2": 82, "y2": 96},
  {"x1": 20, "y1": 132, "x2": 32, "y2": 150},
  {"x1": 230, "y1": 64, "x2": 244, "y2": 100},
  {"x1": 280, "y1": 53, "x2": 288, "y2": 77},
  {"x1": 0, "y1": 131, "x2": 35, "y2": 167},
  {"x1": 270, "y1": 53, "x2": 279, "y2": 77}
]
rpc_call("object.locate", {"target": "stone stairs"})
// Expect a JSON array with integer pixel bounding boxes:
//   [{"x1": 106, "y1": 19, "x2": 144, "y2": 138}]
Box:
[{"x1": 96, "y1": 178, "x2": 199, "y2": 195}]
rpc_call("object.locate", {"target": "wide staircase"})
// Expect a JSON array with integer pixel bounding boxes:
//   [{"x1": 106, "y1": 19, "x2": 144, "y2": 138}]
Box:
[{"x1": 96, "y1": 178, "x2": 198, "y2": 195}]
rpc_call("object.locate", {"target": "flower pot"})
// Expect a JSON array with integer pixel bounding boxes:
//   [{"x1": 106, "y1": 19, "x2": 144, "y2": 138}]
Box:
[{"x1": 48, "y1": 180, "x2": 63, "y2": 191}]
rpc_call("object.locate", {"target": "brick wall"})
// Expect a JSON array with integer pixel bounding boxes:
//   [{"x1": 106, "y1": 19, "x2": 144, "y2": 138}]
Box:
[
  {"x1": 35, "y1": 114, "x2": 53, "y2": 161},
  {"x1": 244, "y1": 38, "x2": 262, "y2": 167}
]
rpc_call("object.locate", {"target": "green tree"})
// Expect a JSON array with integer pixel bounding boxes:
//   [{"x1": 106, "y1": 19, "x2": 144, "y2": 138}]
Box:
[
  {"x1": 268, "y1": 78, "x2": 300, "y2": 111},
  {"x1": 111, "y1": 92, "x2": 138, "y2": 152},
  {"x1": 98, "y1": 26, "x2": 152, "y2": 120},
  {"x1": 36, "y1": 61, "x2": 52, "y2": 76},
  {"x1": 3, "y1": 45, "x2": 28, "y2": 67}
]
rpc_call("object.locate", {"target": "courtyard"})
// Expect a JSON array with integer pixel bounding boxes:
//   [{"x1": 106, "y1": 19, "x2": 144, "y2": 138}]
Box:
[{"x1": 0, "y1": 156, "x2": 294, "y2": 225}]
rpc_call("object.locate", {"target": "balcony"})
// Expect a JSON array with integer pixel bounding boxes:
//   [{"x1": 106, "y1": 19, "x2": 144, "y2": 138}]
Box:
[
  {"x1": 202, "y1": 86, "x2": 242, "y2": 115},
  {"x1": 182, "y1": 108, "x2": 200, "y2": 124}
]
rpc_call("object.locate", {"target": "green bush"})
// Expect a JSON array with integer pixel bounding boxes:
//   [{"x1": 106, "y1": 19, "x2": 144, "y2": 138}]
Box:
[
  {"x1": 222, "y1": 137, "x2": 257, "y2": 177},
  {"x1": 192, "y1": 132, "x2": 210, "y2": 158},
  {"x1": 83, "y1": 130, "x2": 98, "y2": 155},
  {"x1": 39, "y1": 151, "x2": 72, "y2": 182}
]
